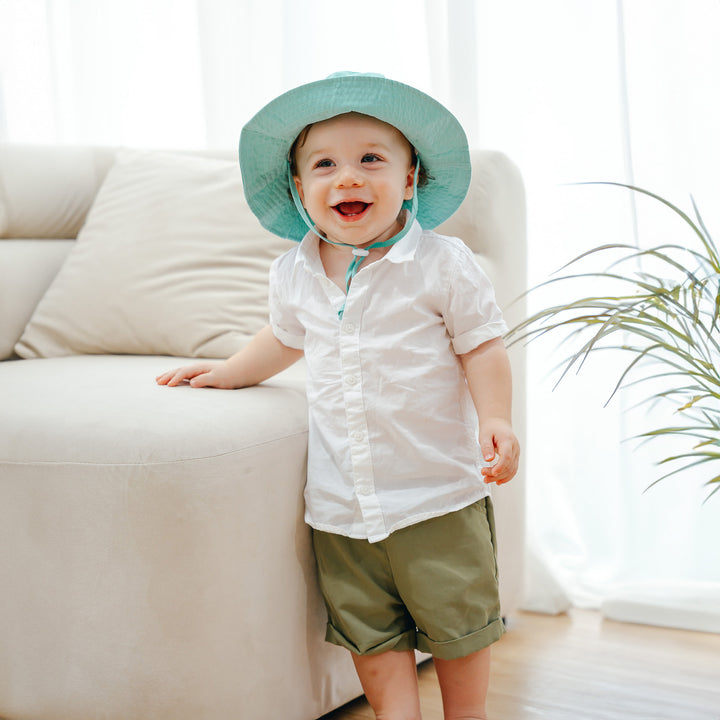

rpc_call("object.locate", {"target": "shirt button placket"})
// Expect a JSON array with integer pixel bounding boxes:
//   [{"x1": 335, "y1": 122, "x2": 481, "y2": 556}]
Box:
[{"x1": 338, "y1": 298, "x2": 383, "y2": 538}]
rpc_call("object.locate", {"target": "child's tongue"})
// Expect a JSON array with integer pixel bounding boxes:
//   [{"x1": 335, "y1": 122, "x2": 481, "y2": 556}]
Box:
[{"x1": 335, "y1": 201, "x2": 368, "y2": 216}]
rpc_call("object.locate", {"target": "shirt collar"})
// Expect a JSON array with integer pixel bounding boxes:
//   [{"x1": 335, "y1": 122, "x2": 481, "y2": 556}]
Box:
[
  {"x1": 295, "y1": 212, "x2": 422, "y2": 272},
  {"x1": 385, "y1": 215, "x2": 422, "y2": 264}
]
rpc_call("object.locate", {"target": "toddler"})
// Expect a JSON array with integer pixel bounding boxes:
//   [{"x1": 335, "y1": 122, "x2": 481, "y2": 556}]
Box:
[{"x1": 157, "y1": 72, "x2": 520, "y2": 720}]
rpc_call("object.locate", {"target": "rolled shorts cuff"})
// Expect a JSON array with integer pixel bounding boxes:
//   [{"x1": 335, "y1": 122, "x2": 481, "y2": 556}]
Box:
[
  {"x1": 325, "y1": 622, "x2": 417, "y2": 656},
  {"x1": 417, "y1": 616, "x2": 505, "y2": 660}
]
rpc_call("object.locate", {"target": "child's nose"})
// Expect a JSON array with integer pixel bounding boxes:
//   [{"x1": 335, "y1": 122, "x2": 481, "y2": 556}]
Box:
[{"x1": 335, "y1": 163, "x2": 363, "y2": 188}]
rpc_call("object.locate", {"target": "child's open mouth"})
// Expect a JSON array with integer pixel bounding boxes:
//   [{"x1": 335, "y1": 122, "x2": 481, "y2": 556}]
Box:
[{"x1": 333, "y1": 201, "x2": 371, "y2": 220}]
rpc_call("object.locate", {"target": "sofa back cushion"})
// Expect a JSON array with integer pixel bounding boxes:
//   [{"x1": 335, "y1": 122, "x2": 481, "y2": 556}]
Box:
[
  {"x1": 0, "y1": 240, "x2": 74, "y2": 358},
  {"x1": 3, "y1": 145, "x2": 525, "y2": 362},
  {"x1": 14, "y1": 151, "x2": 294, "y2": 359},
  {"x1": 0, "y1": 145, "x2": 115, "y2": 240}
]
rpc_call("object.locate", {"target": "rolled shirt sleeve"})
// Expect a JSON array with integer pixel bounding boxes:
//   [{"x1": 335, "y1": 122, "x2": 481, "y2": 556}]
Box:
[{"x1": 442, "y1": 241, "x2": 508, "y2": 355}]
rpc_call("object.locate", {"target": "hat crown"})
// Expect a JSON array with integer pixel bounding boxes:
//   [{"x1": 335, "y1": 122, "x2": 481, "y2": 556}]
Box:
[{"x1": 326, "y1": 70, "x2": 385, "y2": 80}]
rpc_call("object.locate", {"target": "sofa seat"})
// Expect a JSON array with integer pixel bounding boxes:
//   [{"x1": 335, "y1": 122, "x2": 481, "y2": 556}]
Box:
[{"x1": 1, "y1": 355, "x2": 307, "y2": 463}]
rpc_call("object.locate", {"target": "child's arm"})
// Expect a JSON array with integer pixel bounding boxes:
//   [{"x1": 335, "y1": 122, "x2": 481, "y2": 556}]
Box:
[
  {"x1": 460, "y1": 336, "x2": 520, "y2": 485},
  {"x1": 156, "y1": 324, "x2": 303, "y2": 389}
]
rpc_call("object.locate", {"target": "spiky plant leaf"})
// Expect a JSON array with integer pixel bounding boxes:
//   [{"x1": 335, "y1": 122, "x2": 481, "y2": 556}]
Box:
[{"x1": 508, "y1": 183, "x2": 720, "y2": 500}]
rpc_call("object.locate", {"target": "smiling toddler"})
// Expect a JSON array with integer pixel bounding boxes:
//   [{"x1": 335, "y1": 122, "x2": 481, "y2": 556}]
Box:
[{"x1": 157, "y1": 72, "x2": 520, "y2": 720}]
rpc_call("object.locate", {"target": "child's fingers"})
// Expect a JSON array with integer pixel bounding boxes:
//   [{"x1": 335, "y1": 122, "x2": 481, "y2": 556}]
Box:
[
  {"x1": 482, "y1": 462, "x2": 514, "y2": 485},
  {"x1": 156, "y1": 365, "x2": 211, "y2": 387},
  {"x1": 155, "y1": 369, "x2": 180, "y2": 385},
  {"x1": 164, "y1": 371, "x2": 189, "y2": 387},
  {"x1": 479, "y1": 437, "x2": 497, "y2": 465},
  {"x1": 487, "y1": 465, "x2": 514, "y2": 485},
  {"x1": 188, "y1": 370, "x2": 217, "y2": 388},
  {"x1": 479, "y1": 433, "x2": 520, "y2": 484},
  {"x1": 494, "y1": 451, "x2": 520, "y2": 484}
]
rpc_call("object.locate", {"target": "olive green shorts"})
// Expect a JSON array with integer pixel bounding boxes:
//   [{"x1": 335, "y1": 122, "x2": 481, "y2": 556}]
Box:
[{"x1": 311, "y1": 497, "x2": 504, "y2": 661}]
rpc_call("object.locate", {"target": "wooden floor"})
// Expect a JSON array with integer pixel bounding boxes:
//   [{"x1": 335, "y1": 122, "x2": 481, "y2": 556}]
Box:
[{"x1": 319, "y1": 609, "x2": 720, "y2": 720}]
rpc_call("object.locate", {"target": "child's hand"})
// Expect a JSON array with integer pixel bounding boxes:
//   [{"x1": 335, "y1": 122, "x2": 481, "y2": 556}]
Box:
[
  {"x1": 478, "y1": 418, "x2": 520, "y2": 485},
  {"x1": 155, "y1": 361, "x2": 235, "y2": 389}
]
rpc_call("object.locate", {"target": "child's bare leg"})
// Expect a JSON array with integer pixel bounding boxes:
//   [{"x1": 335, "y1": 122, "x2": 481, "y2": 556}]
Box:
[
  {"x1": 351, "y1": 649, "x2": 422, "y2": 720},
  {"x1": 433, "y1": 647, "x2": 491, "y2": 720}
]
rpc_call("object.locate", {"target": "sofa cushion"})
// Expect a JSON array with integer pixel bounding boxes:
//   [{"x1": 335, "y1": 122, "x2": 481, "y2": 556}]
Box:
[
  {"x1": 0, "y1": 240, "x2": 74, "y2": 359},
  {"x1": 0, "y1": 144, "x2": 114, "y2": 239},
  {"x1": 0, "y1": 355, "x2": 307, "y2": 465},
  {"x1": 14, "y1": 151, "x2": 294, "y2": 359}
]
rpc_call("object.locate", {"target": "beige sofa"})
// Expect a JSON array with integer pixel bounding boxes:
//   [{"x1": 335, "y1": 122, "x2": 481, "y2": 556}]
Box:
[{"x1": 0, "y1": 144, "x2": 526, "y2": 720}]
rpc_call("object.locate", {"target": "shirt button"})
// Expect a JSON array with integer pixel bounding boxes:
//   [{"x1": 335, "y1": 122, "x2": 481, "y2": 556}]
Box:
[
  {"x1": 345, "y1": 375, "x2": 358, "y2": 386},
  {"x1": 356, "y1": 486, "x2": 373, "y2": 496},
  {"x1": 343, "y1": 322, "x2": 356, "y2": 334},
  {"x1": 352, "y1": 431, "x2": 364, "y2": 442}
]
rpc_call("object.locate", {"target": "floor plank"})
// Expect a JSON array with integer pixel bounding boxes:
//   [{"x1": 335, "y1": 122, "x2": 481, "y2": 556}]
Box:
[{"x1": 320, "y1": 609, "x2": 720, "y2": 719}]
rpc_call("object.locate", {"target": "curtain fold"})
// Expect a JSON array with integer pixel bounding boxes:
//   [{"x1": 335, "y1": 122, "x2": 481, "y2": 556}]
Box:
[{"x1": 2, "y1": 0, "x2": 719, "y2": 632}]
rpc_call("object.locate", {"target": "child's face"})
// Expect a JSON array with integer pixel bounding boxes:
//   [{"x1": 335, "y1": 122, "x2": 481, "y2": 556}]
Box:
[{"x1": 292, "y1": 113, "x2": 416, "y2": 248}]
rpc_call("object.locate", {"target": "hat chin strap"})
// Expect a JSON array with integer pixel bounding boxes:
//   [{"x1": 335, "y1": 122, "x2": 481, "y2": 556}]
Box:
[{"x1": 288, "y1": 162, "x2": 420, "y2": 318}]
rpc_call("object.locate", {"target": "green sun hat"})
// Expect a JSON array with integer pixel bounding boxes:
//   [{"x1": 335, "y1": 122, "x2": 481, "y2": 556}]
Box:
[{"x1": 239, "y1": 72, "x2": 471, "y2": 242}]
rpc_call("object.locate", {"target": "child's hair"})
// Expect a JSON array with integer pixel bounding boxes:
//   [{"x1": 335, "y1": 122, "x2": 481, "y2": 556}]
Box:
[{"x1": 288, "y1": 115, "x2": 431, "y2": 189}]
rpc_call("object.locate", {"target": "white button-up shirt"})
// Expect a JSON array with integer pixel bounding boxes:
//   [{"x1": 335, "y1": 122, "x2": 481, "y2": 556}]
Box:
[{"x1": 269, "y1": 220, "x2": 507, "y2": 543}]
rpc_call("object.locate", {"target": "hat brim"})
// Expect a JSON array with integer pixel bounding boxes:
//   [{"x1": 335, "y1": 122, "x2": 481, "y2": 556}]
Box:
[{"x1": 239, "y1": 73, "x2": 471, "y2": 242}]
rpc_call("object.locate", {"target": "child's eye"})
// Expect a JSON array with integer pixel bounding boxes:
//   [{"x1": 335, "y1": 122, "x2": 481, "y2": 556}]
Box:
[
  {"x1": 314, "y1": 159, "x2": 335, "y2": 169},
  {"x1": 361, "y1": 154, "x2": 382, "y2": 163}
]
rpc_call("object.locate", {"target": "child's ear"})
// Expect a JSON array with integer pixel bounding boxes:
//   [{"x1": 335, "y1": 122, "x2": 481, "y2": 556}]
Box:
[
  {"x1": 403, "y1": 165, "x2": 416, "y2": 201},
  {"x1": 293, "y1": 176, "x2": 306, "y2": 205}
]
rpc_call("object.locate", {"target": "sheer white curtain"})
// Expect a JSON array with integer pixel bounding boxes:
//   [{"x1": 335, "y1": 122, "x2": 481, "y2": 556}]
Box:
[
  {"x1": 463, "y1": 0, "x2": 720, "y2": 632},
  {"x1": 0, "y1": 0, "x2": 435, "y2": 149},
  {"x1": 2, "y1": 0, "x2": 719, "y2": 632}
]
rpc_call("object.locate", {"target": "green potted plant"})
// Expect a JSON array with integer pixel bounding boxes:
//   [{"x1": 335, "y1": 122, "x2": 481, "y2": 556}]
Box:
[{"x1": 507, "y1": 183, "x2": 720, "y2": 500}]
